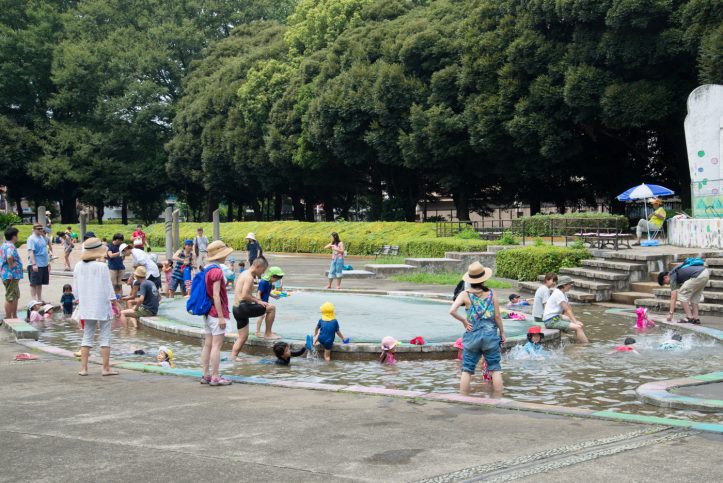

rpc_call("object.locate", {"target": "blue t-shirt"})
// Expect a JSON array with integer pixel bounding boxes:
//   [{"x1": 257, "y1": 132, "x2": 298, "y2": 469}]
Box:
[
  {"x1": 247, "y1": 241, "x2": 260, "y2": 262},
  {"x1": 60, "y1": 293, "x2": 75, "y2": 312},
  {"x1": 107, "y1": 243, "x2": 125, "y2": 270},
  {"x1": 138, "y1": 279, "x2": 159, "y2": 315},
  {"x1": 27, "y1": 234, "x2": 49, "y2": 267},
  {"x1": 523, "y1": 341, "x2": 543, "y2": 354},
  {"x1": 258, "y1": 279, "x2": 272, "y2": 302},
  {"x1": 316, "y1": 319, "x2": 340, "y2": 346}
]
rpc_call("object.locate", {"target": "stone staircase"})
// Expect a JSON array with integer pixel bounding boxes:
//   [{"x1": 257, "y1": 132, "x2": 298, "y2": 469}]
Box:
[{"x1": 634, "y1": 258, "x2": 723, "y2": 316}]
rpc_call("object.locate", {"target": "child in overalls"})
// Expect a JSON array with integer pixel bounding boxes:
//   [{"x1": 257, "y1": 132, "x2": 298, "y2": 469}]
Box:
[{"x1": 449, "y1": 262, "x2": 506, "y2": 394}]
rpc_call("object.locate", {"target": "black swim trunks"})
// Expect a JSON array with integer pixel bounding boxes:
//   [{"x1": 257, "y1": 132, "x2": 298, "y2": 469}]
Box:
[{"x1": 232, "y1": 302, "x2": 266, "y2": 329}]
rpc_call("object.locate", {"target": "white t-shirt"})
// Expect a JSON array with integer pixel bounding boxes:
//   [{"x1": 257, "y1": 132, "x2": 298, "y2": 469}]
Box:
[
  {"x1": 131, "y1": 248, "x2": 160, "y2": 278},
  {"x1": 74, "y1": 261, "x2": 115, "y2": 320},
  {"x1": 532, "y1": 285, "x2": 552, "y2": 319},
  {"x1": 542, "y1": 288, "x2": 568, "y2": 321}
]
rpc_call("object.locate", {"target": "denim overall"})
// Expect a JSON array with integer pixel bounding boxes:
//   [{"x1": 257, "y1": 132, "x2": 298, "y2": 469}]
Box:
[{"x1": 462, "y1": 290, "x2": 501, "y2": 374}]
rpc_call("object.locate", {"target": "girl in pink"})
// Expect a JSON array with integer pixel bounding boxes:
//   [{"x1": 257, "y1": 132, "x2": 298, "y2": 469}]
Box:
[{"x1": 380, "y1": 336, "x2": 398, "y2": 364}]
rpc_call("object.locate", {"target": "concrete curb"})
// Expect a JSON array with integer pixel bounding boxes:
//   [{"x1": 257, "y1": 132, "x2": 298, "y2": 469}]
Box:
[
  {"x1": 604, "y1": 307, "x2": 723, "y2": 342},
  {"x1": 636, "y1": 372, "x2": 723, "y2": 412}
]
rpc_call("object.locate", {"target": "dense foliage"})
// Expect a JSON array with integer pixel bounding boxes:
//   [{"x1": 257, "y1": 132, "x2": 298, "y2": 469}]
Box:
[
  {"x1": 496, "y1": 246, "x2": 591, "y2": 281},
  {"x1": 1, "y1": 0, "x2": 720, "y2": 223}
]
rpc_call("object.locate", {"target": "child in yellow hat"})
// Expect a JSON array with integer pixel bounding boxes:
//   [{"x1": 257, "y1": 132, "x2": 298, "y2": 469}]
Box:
[{"x1": 313, "y1": 302, "x2": 347, "y2": 361}]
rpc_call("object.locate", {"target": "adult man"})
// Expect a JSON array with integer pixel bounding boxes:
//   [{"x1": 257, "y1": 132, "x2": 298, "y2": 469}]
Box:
[
  {"x1": 120, "y1": 266, "x2": 159, "y2": 328},
  {"x1": 635, "y1": 198, "x2": 666, "y2": 244},
  {"x1": 532, "y1": 272, "x2": 557, "y2": 322},
  {"x1": 106, "y1": 233, "x2": 125, "y2": 296},
  {"x1": 193, "y1": 227, "x2": 209, "y2": 269},
  {"x1": 27, "y1": 223, "x2": 50, "y2": 301},
  {"x1": 231, "y1": 257, "x2": 276, "y2": 361},
  {"x1": 132, "y1": 224, "x2": 150, "y2": 250},
  {"x1": 542, "y1": 276, "x2": 589, "y2": 343},
  {"x1": 658, "y1": 261, "x2": 710, "y2": 325},
  {"x1": 1, "y1": 227, "x2": 23, "y2": 318},
  {"x1": 200, "y1": 240, "x2": 234, "y2": 386},
  {"x1": 121, "y1": 240, "x2": 161, "y2": 289}
]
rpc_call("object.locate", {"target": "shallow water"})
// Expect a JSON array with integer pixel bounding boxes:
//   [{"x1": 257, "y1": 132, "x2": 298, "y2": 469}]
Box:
[{"x1": 35, "y1": 300, "x2": 722, "y2": 423}]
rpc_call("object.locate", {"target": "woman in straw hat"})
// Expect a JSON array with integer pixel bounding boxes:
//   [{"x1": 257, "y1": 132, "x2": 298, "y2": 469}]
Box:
[
  {"x1": 73, "y1": 238, "x2": 120, "y2": 376},
  {"x1": 449, "y1": 262, "x2": 506, "y2": 395}
]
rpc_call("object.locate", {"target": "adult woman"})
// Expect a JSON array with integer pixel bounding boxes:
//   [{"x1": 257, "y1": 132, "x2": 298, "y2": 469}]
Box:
[
  {"x1": 325, "y1": 232, "x2": 345, "y2": 290},
  {"x1": 74, "y1": 237, "x2": 119, "y2": 376},
  {"x1": 449, "y1": 262, "x2": 505, "y2": 395},
  {"x1": 170, "y1": 239, "x2": 194, "y2": 296},
  {"x1": 60, "y1": 230, "x2": 73, "y2": 271}
]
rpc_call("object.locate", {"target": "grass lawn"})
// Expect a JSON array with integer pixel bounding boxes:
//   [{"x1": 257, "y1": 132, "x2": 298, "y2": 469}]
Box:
[
  {"x1": 368, "y1": 255, "x2": 408, "y2": 264},
  {"x1": 390, "y1": 272, "x2": 512, "y2": 288}
]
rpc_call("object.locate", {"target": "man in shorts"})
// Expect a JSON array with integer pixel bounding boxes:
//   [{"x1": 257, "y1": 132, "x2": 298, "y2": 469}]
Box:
[
  {"x1": 200, "y1": 240, "x2": 234, "y2": 386},
  {"x1": 1, "y1": 227, "x2": 23, "y2": 319},
  {"x1": 106, "y1": 233, "x2": 125, "y2": 296},
  {"x1": 119, "y1": 266, "x2": 159, "y2": 328},
  {"x1": 542, "y1": 275, "x2": 588, "y2": 343},
  {"x1": 27, "y1": 223, "x2": 50, "y2": 301},
  {"x1": 230, "y1": 257, "x2": 276, "y2": 362},
  {"x1": 659, "y1": 262, "x2": 710, "y2": 325},
  {"x1": 193, "y1": 227, "x2": 209, "y2": 270}
]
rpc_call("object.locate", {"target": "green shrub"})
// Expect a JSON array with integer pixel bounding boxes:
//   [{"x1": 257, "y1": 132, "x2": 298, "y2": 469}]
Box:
[
  {"x1": 496, "y1": 246, "x2": 591, "y2": 281},
  {"x1": 456, "y1": 227, "x2": 481, "y2": 240},
  {"x1": 533, "y1": 237, "x2": 545, "y2": 247},
  {"x1": 510, "y1": 213, "x2": 628, "y2": 237},
  {"x1": 0, "y1": 213, "x2": 21, "y2": 230},
  {"x1": 498, "y1": 231, "x2": 519, "y2": 245}
]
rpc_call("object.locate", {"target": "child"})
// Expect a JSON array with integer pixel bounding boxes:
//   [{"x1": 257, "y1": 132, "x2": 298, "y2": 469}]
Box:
[
  {"x1": 60, "y1": 284, "x2": 76, "y2": 316},
  {"x1": 658, "y1": 333, "x2": 684, "y2": 351},
  {"x1": 635, "y1": 307, "x2": 655, "y2": 330},
  {"x1": 523, "y1": 326, "x2": 545, "y2": 354},
  {"x1": 313, "y1": 302, "x2": 347, "y2": 361},
  {"x1": 26, "y1": 300, "x2": 43, "y2": 323},
  {"x1": 222, "y1": 257, "x2": 236, "y2": 288},
  {"x1": 238, "y1": 261, "x2": 245, "y2": 274},
  {"x1": 155, "y1": 346, "x2": 174, "y2": 368},
  {"x1": 255, "y1": 267, "x2": 284, "y2": 338},
  {"x1": 380, "y1": 336, "x2": 399, "y2": 364},
  {"x1": 161, "y1": 261, "x2": 173, "y2": 297},
  {"x1": 612, "y1": 337, "x2": 638, "y2": 354},
  {"x1": 182, "y1": 260, "x2": 193, "y2": 295},
  {"x1": 272, "y1": 341, "x2": 306, "y2": 365},
  {"x1": 508, "y1": 293, "x2": 531, "y2": 308},
  {"x1": 40, "y1": 303, "x2": 56, "y2": 320}
]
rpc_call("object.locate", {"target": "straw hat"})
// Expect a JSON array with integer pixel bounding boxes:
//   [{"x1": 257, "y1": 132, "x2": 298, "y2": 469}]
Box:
[
  {"x1": 245, "y1": 232, "x2": 257, "y2": 241},
  {"x1": 81, "y1": 237, "x2": 107, "y2": 261},
  {"x1": 133, "y1": 266, "x2": 147, "y2": 278},
  {"x1": 207, "y1": 240, "x2": 233, "y2": 261},
  {"x1": 320, "y1": 302, "x2": 336, "y2": 321},
  {"x1": 649, "y1": 198, "x2": 663, "y2": 206},
  {"x1": 556, "y1": 275, "x2": 574, "y2": 288},
  {"x1": 462, "y1": 262, "x2": 493, "y2": 284}
]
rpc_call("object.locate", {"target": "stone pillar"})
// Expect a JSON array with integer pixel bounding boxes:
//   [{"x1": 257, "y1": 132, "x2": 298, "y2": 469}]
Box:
[
  {"x1": 164, "y1": 207, "x2": 173, "y2": 262},
  {"x1": 172, "y1": 209, "x2": 180, "y2": 250},
  {"x1": 37, "y1": 206, "x2": 46, "y2": 227},
  {"x1": 212, "y1": 209, "x2": 220, "y2": 241},
  {"x1": 79, "y1": 211, "x2": 87, "y2": 241}
]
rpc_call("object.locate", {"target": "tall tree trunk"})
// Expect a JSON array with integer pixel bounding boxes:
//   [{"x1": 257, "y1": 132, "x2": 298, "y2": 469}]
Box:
[
  {"x1": 60, "y1": 193, "x2": 77, "y2": 224},
  {"x1": 304, "y1": 198, "x2": 315, "y2": 221},
  {"x1": 323, "y1": 196, "x2": 335, "y2": 222},
  {"x1": 121, "y1": 198, "x2": 128, "y2": 225},
  {"x1": 529, "y1": 196, "x2": 541, "y2": 216},
  {"x1": 96, "y1": 202, "x2": 104, "y2": 224},
  {"x1": 368, "y1": 172, "x2": 383, "y2": 221},
  {"x1": 274, "y1": 193, "x2": 282, "y2": 220},
  {"x1": 291, "y1": 194, "x2": 304, "y2": 221},
  {"x1": 250, "y1": 199, "x2": 262, "y2": 221},
  {"x1": 207, "y1": 193, "x2": 219, "y2": 221},
  {"x1": 226, "y1": 200, "x2": 233, "y2": 222},
  {"x1": 16, "y1": 200, "x2": 22, "y2": 218},
  {"x1": 454, "y1": 191, "x2": 470, "y2": 221}
]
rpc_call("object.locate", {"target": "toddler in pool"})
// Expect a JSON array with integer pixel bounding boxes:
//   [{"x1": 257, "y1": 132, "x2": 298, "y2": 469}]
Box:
[
  {"x1": 380, "y1": 336, "x2": 399, "y2": 365},
  {"x1": 272, "y1": 341, "x2": 306, "y2": 365},
  {"x1": 313, "y1": 302, "x2": 347, "y2": 361},
  {"x1": 154, "y1": 346, "x2": 174, "y2": 368},
  {"x1": 658, "y1": 333, "x2": 684, "y2": 351},
  {"x1": 611, "y1": 337, "x2": 639, "y2": 354},
  {"x1": 26, "y1": 300, "x2": 43, "y2": 323},
  {"x1": 522, "y1": 326, "x2": 545, "y2": 355}
]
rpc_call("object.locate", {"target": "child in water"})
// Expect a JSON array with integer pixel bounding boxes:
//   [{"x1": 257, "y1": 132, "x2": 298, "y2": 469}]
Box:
[
  {"x1": 26, "y1": 300, "x2": 44, "y2": 323},
  {"x1": 380, "y1": 336, "x2": 399, "y2": 364},
  {"x1": 313, "y1": 302, "x2": 347, "y2": 361},
  {"x1": 523, "y1": 326, "x2": 545, "y2": 354},
  {"x1": 272, "y1": 341, "x2": 306, "y2": 365},
  {"x1": 611, "y1": 337, "x2": 639, "y2": 354},
  {"x1": 154, "y1": 346, "x2": 174, "y2": 368},
  {"x1": 658, "y1": 333, "x2": 684, "y2": 351},
  {"x1": 60, "y1": 284, "x2": 76, "y2": 317},
  {"x1": 507, "y1": 293, "x2": 531, "y2": 308}
]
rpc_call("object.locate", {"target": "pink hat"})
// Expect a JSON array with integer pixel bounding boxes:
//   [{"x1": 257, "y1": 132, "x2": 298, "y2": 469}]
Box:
[
  {"x1": 453, "y1": 337, "x2": 464, "y2": 350},
  {"x1": 381, "y1": 336, "x2": 399, "y2": 350}
]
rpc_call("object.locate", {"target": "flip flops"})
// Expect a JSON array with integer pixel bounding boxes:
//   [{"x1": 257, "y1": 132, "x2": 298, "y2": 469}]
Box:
[{"x1": 14, "y1": 353, "x2": 39, "y2": 361}]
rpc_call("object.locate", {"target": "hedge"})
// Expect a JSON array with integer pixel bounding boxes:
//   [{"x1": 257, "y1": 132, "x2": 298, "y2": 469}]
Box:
[
  {"x1": 12, "y1": 221, "x2": 488, "y2": 257},
  {"x1": 509, "y1": 213, "x2": 628, "y2": 237},
  {"x1": 495, "y1": 246, "x2": 591, "y2": 281}
]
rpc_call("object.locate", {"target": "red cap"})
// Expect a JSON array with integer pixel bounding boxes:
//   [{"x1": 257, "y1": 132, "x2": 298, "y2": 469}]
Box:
[{"x1": 527, "y1": 326, "x2": 542, "y2": 335}]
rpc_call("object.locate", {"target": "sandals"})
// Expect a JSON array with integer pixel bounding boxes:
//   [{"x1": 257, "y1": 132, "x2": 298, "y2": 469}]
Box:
[
  {"x1": 677, "y1": 318, "x2": 701, "y2": 325},
  {"x1": 690, "y1": 318, "x2": 701, "y2": 325}
]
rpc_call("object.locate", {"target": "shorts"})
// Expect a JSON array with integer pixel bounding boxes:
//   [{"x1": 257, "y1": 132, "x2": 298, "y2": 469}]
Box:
[
  {"x1": 81, "y1": 319, "x2": 112, "y2": 348},
  {"x1": 63, "y1": 305, "x2": 73, "y2": 315},
  {"x1": 134, "y1": 306, "x2": 155, "y2": 318},
  {"x1": 3, "y1": 279, "x2": 20, "y2": 302},
  {"x1": 64, "y1": 246, "x2": 73, "y2": 254},
  {"x1": 318, "y1": 338, "x2": 334, "y2": 351},
  {"x1": 544, "y1": 315, "x2": 571, "y2": 332},
  {"x1": 677, "y1": 269, "x2": 710, "y2": 304},
  {"x1": 169, "y1": 277, "x2": 186, "y2": 295},
  {"x1": 534, "y1": 316, "x2": 543, "y2": 322},
  {"x1": 461, "y1": 329, "x2": 501, "y2": 374},
  {"x1": 232, "y1": 303, "x2": 266, "y2": 330},
  {"x1": 28, "y1": 266, "x2": 49, "y2": 286},
  {"x1": 109, "y1": 269, "x2": 124, "y2": 288},
  {"x1": 328, "y1": 258, "x2": 344, "y2": 279},
  {"x1": 204, "y1": 315, "x2": 226, "y2": 336}
]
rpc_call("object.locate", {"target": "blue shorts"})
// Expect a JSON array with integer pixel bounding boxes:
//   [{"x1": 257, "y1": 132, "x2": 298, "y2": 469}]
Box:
[
  {"x1": 328, "y1": 258, "x2": 344, "y2": 279},
  {"x1": 318, "y1": 338, "x2": 334, "y2": 350},
  {"x1": 461, "y1": 329, "x2": 501, "y2": 374}
]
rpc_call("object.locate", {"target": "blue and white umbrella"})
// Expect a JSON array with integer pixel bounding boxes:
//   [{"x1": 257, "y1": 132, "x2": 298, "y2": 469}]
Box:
[{"x1": 617, "y1": 183, "x2": 675, "y2": 245}]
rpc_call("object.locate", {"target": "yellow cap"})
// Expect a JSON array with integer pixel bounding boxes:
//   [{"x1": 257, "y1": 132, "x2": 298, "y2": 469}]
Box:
[{"x1": 320, "y1": 302, "x2": 336, "y2": 321}]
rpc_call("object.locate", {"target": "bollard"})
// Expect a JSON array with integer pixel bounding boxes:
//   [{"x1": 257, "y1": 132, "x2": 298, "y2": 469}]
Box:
[{"x1": 212, "y1": 209, "x2": 220, "y2": 241}]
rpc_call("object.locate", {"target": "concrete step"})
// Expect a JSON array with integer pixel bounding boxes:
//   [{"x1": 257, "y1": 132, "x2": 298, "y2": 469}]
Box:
[
  {"x1": 519, "y1": 281, "x2": 607, "y2": 302},
  {"x1": 2, "y1": 318, "x2": 39, "y2": 340},
  {"x1": 444, "y1": 252, "x2": 496, "y2": 269},
  {"x1": 630, "y1": 281, "x2": 659, "y2": 294},
  {"x1": 535, "y1": 274, "x2": 612, "y2": 290},
  {"x1": 652, "y1": 288, "x2": 723, "y2": 302},
  {"x1": 324, "y1": 269, "x2": 375, "y2": 279},
  {"x1": 580, "y1": 259, "x2": 646, "y2": 272},
  {"x1": 559, "y1": 267, "x2": 628, "y2": 281},
  {"x1": 363, "y1": 264, "x2": 416, "y2": 277},
  {"x1": 611, "y1": 291, "x2": 655, "y2": 305},
  {"x1": 591, "y1": 250, "x2": 665, "y2": 262},
  {"x1": 404, "y1": 258, "x2": 462, "y2": 273},
  {"x1": 706, "y1": 258, "x2": 723, "y2": 267},
  {"x1": 634, "y1": 298, "x2": 723, "y2": 315}
]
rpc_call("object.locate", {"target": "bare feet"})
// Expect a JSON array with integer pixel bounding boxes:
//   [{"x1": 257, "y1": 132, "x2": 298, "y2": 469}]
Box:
[
  {"x1": 264, "y1": 332, "x2": 280, "y2": 340},
  {"x1": 78, "y1": 371, "x2": 88, "y2": 376},
  {"x1": 254, "y1": 332, "x2": 262, "y2": 338},
  {"x1": 101, "y1": 370, "x2": 119, "y2": 376}
]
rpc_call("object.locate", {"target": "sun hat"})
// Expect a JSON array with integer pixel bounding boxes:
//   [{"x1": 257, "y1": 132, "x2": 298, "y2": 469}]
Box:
[
  {"x1": 119, "y1": 243, "x2": 130, "y2": 253},
  {"x1": 158, "y1": 346, "x2": 174, "y2": 367},
  {"x1": 206, "y1": 240, "x2": 233, "y2": 261},
  {"x1": 462, "y1": 262, "x2": 493, "y2": 284},
  {"x1": 81, "y1": 237, "x2": 107, "y2": 261},
  {"x1": 527, "y1": 325, "x2": 544, "y2": 342},
  {"x1": 133, "y1": 238, "x2": 144, "y2": 247},
  {"x1": 32, "y1": 223, "x2": 43, "y2": 229},
  {"x1": 245, "y1": 232, "x2": 256, "y2": 241},
  {"x1": 649, "y1": 198, "x2": 663, "y2": 205},
  {"x1": 556, "y1": 275, "x2": 574, "y2": 288},
  {"x1": 320, "y1": 302, "x2": 336, "y2": 321},
  {"x1": 263, "y1": 266, "x2": 284, "y2": 281},
  {"x1": 40, "y1": 304, "x2": 54, "y2": 314},
  {"x1": 184, "y1": 239, "x2": 193, "y2": 245},
  {"x1": 133, "y1": 266, "x2": 147, "y2": 278},
  {"x1": 45, "y1": 210, "x2": 51, "y2": 215},
  {"x1": 453, "y1": 337, "x2": 464, "y2": 350},
  {"x1": 381, "y1": 336, "x2": 399, "y2": 350},
  {"x1": 27, "y1": 300, "x2": 43, "y2": 311}
]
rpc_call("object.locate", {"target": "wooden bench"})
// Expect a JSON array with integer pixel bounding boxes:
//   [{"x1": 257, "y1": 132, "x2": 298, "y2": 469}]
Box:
[{"x1": 568, "y1": 231, "x2": 632, "y2": 250}]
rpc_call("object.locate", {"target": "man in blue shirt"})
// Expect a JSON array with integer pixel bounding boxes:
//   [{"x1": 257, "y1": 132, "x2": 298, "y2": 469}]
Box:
[{"x1": 27, "y1": 223, "x2": 50, "y2": 301}]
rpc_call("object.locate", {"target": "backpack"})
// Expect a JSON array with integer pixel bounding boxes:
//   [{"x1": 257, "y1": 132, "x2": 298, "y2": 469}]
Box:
[
  {"x1": 186, "y1": 264, "x2": 218, "y2": 316},
  {"x1": 453, "y1": 280, "x2": 465, "y2": 300},
  {"x1": 679, "y1": 257, "x2": 705, "y2": 270}
]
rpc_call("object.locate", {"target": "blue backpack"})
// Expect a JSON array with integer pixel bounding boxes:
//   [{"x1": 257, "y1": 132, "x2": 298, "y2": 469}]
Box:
[
  {"x1": 679, "y1": 257, "x2": 705, "y2": 269},
  {"x1": 186, "y1": 264, "x2": 218, "y2": 316}
]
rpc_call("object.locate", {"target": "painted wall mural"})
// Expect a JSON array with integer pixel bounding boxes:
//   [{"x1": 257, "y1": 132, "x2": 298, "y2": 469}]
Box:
[
  {"x1": 668, "y1": 217, "x2": 722, "y2": 249},
  {"x1": 684, "y1": 85, "x2": 723, "y2": 218}
]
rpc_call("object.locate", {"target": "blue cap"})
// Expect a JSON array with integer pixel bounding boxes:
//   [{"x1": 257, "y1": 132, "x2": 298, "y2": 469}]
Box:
[{"x1": 184, "y1": 239, "x2": 193, "y2": 245}]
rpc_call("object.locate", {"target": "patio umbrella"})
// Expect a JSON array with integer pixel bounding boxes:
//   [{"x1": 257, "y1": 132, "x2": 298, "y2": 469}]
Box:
[{"x1": 616, "y1": 183, "x2": 675, "y2": 246}]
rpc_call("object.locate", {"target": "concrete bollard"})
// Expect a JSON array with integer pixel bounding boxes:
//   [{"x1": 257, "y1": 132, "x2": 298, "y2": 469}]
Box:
[
  {"x1": 212, "y1": 209, "x2": 220, "y2": 241},
  {"x1": 38, "y1": 206, "x2": 46, "y2": 227},
  {"x1": 79, "y1": 211, "x2": 87, "y2": 241},
  {"x1": 172, "y1": 209, "x2": 180, "y2": 250},
  {"x1": 164, "y1": 207, "x2": 173, "y2": 262}
]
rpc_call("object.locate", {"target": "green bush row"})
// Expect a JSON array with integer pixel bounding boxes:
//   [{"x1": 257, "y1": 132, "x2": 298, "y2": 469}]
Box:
[
  {"x1": 509, "y1": 213, "x2": 628, "y2": 237},
  {"x1": 12, "y1": 221, "x2": 488, "y2": 257},
  {"x1": 495, "y1": 246, "x2": 591, "y2": 281}
]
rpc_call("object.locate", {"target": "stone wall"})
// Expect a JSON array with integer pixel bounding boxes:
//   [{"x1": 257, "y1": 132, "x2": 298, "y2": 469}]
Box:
[{"x1": 668, "y1": 217, "x2": 722, "y2": 249}]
